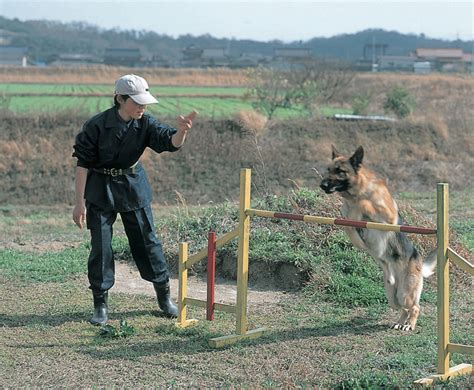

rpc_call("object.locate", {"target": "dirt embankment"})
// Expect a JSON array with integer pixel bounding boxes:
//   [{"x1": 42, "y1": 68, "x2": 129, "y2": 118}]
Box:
[{"x1": 0, "y1": 112, "x2": 473, "y2": 206}]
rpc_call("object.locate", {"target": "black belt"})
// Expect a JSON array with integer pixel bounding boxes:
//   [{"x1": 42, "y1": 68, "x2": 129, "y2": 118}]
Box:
[{"x1": 92, "y1": 167, "x2": 137, "y2": 177}]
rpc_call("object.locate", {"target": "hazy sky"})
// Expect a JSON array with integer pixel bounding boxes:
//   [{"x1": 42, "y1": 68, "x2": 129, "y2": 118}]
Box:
[{"x1": 1, "y1": 0, "x2": 472, "y2": 42}]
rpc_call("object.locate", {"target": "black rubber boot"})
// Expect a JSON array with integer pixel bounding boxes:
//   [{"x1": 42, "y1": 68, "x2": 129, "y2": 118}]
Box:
[
  {"x1": 90, "y1": 291, "x2": 108, "y2": 326},
  {"x1": 153, "y1": 282, "x2": 178, "y2": 318}
]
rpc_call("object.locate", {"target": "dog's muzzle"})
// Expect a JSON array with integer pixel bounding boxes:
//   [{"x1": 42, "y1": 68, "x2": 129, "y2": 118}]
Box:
[{"x1": 320, "y1": 179, "x2": 334, "y2": 194}]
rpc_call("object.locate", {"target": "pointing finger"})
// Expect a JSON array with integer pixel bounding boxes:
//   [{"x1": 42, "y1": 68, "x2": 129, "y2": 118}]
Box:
[{"x1": 185, "y1": 110, "x2": 198, "y2": 121}]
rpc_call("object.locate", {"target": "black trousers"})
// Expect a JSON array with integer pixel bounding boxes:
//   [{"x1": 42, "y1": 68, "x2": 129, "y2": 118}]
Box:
[{"x1": 86, "y1": 202, "x2": 170, "y2": 292}]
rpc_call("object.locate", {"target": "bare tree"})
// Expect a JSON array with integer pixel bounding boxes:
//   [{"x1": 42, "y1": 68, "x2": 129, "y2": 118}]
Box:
[
  {"x1": 246, "y1": 60, "x2": 354, "y2": 119},
  {"x1": 287, "y1": 59, "x2": 355, "y2": 111},
  {"x1": 244, "y1": 66, "x2": 297, "y2": 120}
]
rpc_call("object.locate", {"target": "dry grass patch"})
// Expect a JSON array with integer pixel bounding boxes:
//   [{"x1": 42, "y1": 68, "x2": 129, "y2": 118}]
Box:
[
  {"x1": 0, "y1": 66, "x2": 250, "y2": 86},
  {"x1": 233, "y1": 109, "x2": 268, "y2": 137}
]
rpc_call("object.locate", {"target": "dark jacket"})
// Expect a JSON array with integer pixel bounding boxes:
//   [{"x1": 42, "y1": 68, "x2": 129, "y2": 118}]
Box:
[{"x1": 73, "y1": 107, "x2": 179, "y2": 212}]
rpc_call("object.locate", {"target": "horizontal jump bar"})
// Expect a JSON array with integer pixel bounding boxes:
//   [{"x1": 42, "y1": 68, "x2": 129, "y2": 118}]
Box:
[{"x1": 246, "y1": 209, "x2": 437, "y2": 235}]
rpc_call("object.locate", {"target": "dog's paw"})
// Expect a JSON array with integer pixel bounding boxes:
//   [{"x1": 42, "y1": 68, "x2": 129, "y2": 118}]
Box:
[
  {"x1": 390, "y1": 323, "x2": 402, "y2": 330},
  {"x1": 390, "y1": 323, "x2": 413, "y2": 331}
]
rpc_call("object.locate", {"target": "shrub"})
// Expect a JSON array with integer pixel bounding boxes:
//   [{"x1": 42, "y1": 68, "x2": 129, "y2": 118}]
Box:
[
  {"x1": 351, "y1": 92, "x2": 372, "y2": 115},
  {"x1": 383, "y1": 86, "x2": 415, "y2": 118}
]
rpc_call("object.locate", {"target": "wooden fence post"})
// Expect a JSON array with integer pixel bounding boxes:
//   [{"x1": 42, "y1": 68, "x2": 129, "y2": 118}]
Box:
[
  {"x1": 177, "y1": 242, "x2": 189, "y2": 327},
  {"x1": 437, "y1": 183, "x2": 449, "y2": 374},
  {"x1": 236, "y1": 168, "x2": 251, "y2": 335}
]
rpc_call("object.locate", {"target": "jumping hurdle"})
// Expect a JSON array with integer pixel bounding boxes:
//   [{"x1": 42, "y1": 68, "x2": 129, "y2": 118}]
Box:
[
  {"x1": 176, "y1": 168, "x2": 472, "y2": 383},
  {"x1": 414, "y1": 183, "x2": 473, "y2": 386},
  {"x1": 175, "y1": 168, "x2": 268, "y2": 348}
]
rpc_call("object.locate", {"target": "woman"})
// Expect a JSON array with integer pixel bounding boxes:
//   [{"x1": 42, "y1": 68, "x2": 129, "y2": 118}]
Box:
[{"x1": 72, "y1": 74, "x2": 197, "y2": 325}]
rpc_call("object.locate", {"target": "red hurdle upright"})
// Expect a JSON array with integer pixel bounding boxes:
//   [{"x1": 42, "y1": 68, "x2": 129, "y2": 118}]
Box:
[{"x1": 207, "y1": 231, "x2": 216, "y2": 321}]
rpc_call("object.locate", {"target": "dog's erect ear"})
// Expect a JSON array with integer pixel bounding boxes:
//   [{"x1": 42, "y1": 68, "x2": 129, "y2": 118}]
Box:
[
  {"x1": 349, "y1": 146, "x2": 364, "y2": 171},
  {"x1": 331, "y1": 145, "x2": 341, "y2": 160}
]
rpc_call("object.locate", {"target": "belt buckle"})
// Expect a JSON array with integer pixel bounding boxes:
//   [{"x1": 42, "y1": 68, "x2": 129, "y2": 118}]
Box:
[{"x1": 110, "y1": 168, "x2": 121, "y2": 177}]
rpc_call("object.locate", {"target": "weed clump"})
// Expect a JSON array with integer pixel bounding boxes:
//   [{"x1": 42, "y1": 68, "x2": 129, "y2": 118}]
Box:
[{"x1": 98, "y1": 320, "x2": 136, "y2": 339}]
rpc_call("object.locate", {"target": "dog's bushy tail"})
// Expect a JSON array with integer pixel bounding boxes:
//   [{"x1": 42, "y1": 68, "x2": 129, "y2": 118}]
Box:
[{"x1": 422, "y1": 249, "x2": 437, "y2": 278}]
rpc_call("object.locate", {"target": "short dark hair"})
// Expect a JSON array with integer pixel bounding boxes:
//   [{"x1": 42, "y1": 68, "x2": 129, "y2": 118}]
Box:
[{"x1": 114, "y1": 94, "x2": 130, "y2": 107}]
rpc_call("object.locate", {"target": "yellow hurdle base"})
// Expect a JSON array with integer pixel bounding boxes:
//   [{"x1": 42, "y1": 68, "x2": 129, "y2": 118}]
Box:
[
  {"x1": 209, "y1": 327, "x2": 268, "y2": 348},
  {"x1": 175, "y1": 319, "x2": 199, "y2": 328},
  {"x1": 414, "y1": 363, "x2": 472, "y2": 387},
  {"x1": 175, "y1": 320, "x2": 268, "y2": 348}
]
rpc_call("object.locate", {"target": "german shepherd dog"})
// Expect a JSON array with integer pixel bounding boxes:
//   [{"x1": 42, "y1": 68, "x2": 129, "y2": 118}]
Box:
[{"x1": 320, "y1": 145, "x2": 436, "y2": 331}]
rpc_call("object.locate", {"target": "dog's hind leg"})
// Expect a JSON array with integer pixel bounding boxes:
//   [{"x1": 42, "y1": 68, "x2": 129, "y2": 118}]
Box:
[
  {"x1": 403, "y1": 263, "x2": 424, "y2": 331},
  {"x1": 381, "y1": 264, "x2": 397, "y2": 308},
  {"x1": 405, "y1": 305, "x2": 420, "y2": 331},
  {"x1": 382, "y1": 267, "x2": 406, "y2": 330},
  {"x1": 393, "y1": 270, "x2": 423, "y2": 331},
  {"x1": 391, "y1": 305, "x2": 419, "y2": 331}
]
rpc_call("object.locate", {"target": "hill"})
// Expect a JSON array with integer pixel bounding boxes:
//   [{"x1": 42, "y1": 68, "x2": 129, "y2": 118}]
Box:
[{"x1": 0, "y1": 16, "x2": 472, "y2": 64}]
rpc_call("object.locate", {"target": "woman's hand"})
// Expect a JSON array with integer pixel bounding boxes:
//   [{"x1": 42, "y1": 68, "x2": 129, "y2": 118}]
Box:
[
  {"x1": 73, "y1": 202, "x2": 86, "y2": 229},
  {"x1": 173, "y1": 110, "x2": 198, "y2": 147}
]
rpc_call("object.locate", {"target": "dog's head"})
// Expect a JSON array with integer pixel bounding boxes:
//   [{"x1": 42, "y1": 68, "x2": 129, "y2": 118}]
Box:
[{"x1": 319, "y1": 145, "x2": 364, "y2": 194}]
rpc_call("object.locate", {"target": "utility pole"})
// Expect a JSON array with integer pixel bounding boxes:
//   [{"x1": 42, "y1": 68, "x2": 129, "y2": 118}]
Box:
[{"x1": 372, "y1": 35, "x2": 377, "y2": 72}]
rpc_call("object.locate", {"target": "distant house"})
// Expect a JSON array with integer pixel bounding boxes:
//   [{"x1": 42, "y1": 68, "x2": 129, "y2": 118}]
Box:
[
  {"x1": 463, "y1": 52, "x2": 473, "y2": 72},
  {"x1": 104, "y1": 48, "x2": 141, "y2": 67},
  {"x1": 272, "y1": 47, "x2": 313, "y2": 69},
  {"x1": 414, "y1": 48, "x2": 467, "y2": 71},
  {"x1": 414, "y1": 62, "x2": 431, "y2": 74},
  {"x1": 232, "y1": 52, "x2": 270, "y2": 68},
  {"x1": 147, "y1": 53, "x2": 172, "y2": 68},
  {"x1": 378, "y1": 55, "x2": 415, "y2": 71},
  {"x1": 0, "y1": 46, "x2": 28, "y2": 66},
  {"x1": 180, "y1": 46, "x2": 230, "y2": 67},
  {"x1": 50, "y1": 53, "x2": 98, "y2": 67},
  {"x1": 182, "y1": 45, "x2": 203, "y2": 60},
  {"x1": 415, "y1": 48, "x2": 464, "y2": 62},
  {"x1": 273, "y1": 47, "x2": 312, "y2": 60}
]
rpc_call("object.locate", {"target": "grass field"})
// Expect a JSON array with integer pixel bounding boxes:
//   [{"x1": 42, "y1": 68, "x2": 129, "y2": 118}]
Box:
[
  {"x1": 0, "y1": 190, "x2": 472, "y2": 388},
  {"x1": 0, "y1": 83, "x2": 246, "y2": 95},
  {"x1": 1, "y1": 82, "x2": 351, "y2": 118}
]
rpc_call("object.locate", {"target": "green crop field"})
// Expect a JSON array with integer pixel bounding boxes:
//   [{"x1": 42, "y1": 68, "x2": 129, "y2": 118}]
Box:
[
  {"x1": 0, "y1": 83, "x2": 351, "y2": 118},
  {"x1": 0, "y1": 83, "x2": 246, "y2": 96}
]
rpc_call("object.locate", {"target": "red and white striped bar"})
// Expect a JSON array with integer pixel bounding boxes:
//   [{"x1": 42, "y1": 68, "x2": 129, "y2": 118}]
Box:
[{"x1": 245, "y1": 209, "x2": 437, "y2": 235}]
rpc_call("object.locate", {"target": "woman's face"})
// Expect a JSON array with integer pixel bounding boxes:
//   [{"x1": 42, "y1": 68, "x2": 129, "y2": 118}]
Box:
[{"x1": 118, "y1": 96, "x2": 147, "y2": 120}]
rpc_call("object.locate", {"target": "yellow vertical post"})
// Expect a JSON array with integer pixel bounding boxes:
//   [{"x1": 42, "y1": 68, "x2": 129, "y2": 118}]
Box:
[
  {"x1": 437, "y1": 183, "x2": 449, "y2": 374},
  {"x1": 177, "y1": 242, "x2": 189, "y2": 327},
  {"x1": 236, "y1": 168, "x2": 251, "y2": 335}
]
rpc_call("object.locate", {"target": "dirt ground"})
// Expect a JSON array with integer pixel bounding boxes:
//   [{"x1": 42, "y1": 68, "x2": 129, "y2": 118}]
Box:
[
  {"x1": 112, "y1": 261, "x2": 290, "y2": 307},
  {"x1": 1, "y1": 235, "x2": 290, "y2": 308}
]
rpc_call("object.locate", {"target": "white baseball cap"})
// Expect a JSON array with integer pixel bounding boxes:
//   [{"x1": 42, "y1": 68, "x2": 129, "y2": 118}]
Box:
[{"x1": 115, "y1": 74, "x2": 158, "y2": 105}]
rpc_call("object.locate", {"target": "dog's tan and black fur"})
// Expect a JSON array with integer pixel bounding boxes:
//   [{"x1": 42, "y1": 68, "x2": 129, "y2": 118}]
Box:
[{"x1": 320, "y1": 145, "x2": 436, "y2": 331}]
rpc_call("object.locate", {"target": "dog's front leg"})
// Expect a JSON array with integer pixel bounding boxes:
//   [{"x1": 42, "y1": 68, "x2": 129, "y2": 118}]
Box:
[{"x1": 344, "y1": 227, "x2": 368, "y2": 251}]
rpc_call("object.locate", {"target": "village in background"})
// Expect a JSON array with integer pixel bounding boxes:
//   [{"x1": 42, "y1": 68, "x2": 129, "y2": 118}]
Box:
[{"x1": 0, "y1": 16, "x2": 472, "y2": 74}]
